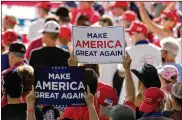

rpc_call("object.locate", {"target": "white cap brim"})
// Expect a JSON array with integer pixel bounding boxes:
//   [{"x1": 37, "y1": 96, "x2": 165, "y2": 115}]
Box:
[{"x1": 39, "y1": 29, "x2": 59, "y2": 33}]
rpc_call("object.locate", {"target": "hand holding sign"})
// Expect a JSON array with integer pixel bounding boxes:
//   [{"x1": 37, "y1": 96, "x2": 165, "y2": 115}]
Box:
[
  {"x1": 123, "y1": 52, "x2": 132, "y2": 70},
  {"x1": 68, "y1": 55, "x2": 78, "y2": 66},
  {"x1": 84, "y1": 85, "x2": 94, "y2": 107},
  {"x1": 26, "y1": 85, "x2": 36, "y2": 105},
  {"x1": 136, "y1": 2, "x2": 144, "y2": 8}
]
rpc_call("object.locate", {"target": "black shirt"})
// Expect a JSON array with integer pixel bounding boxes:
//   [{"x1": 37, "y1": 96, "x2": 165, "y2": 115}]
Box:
[
  {"x1": 163, "y1": 110, "x2": 182, "y2": 120},
  {"x1": 1, "y1": 103, "x2": 43, "y2": 120},
  {"x1": 29, "y1": 47, "x2": 70, "y2": 67}
]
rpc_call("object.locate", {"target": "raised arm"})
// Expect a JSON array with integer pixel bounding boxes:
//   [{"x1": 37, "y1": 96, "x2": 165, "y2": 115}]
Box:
[
  {"x1": 123, "y1": 52, "x2": 135, "y2": 103},
  {"x1": 136, "y1": 2, "x2": 171, "y2": 37},
  {"x1": 163, "y1": 2, "x2": 176, "y2": 12},
  {"x1": 85, "y1": 86, "x2": 99, "y2": 120}
]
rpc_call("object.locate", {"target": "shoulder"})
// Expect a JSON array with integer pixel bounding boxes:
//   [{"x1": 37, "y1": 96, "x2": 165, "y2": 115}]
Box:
[
  {"x1": 163, "y1": 110, "x2": 174, "y2": 118},
  {"x1": 56, "y1": 47, "x2": 70, "y2": 54},
  {"x1": 149, "y1": 43, "x2": 161, "y2": 50}
]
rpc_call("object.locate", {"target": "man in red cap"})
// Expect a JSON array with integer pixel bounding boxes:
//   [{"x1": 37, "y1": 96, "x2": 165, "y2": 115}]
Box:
[
  {"x1": 109, "y1": 2, "x2": 129, "y2": 25},
  {"x1": 27, "y1": 1, "x2": 51, "y2": 41},
  {"x1": 1, "y1": 30, "x2": 18, "y2": 72},
  {"x1": 57, "y1": 25, "x2": 72, "y2": 50},
  {"x1": 138, "y1": 87, "x2": 171, "y2": 120},
  {"x1": 71, "y1": 2, "x2": 100, "y2": 25},
  {"x1": 137, "y1": 2, "x2": 179, "y2": 39}
]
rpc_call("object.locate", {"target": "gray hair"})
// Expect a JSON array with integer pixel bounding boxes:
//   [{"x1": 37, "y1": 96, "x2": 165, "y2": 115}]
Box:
[
  {"x1": 110, "y1": 105, "x2": 136, "y2": 120},
  {"x1": 160, "y1": 37, "x2": 179, "y2": 58},
  {"x1": 11, "y1": 52, "x2": 25, "y2": 58}
]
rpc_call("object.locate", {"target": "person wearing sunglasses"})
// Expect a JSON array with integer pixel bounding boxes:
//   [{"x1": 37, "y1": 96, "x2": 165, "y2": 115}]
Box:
[{"x1": 137, "y1": 2, "x2": 179, "y2": 39}]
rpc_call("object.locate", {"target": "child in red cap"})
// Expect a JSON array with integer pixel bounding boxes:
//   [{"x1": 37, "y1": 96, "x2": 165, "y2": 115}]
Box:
[{"x1": 3, "y1": 15, "x2": 17, "y2": 32}]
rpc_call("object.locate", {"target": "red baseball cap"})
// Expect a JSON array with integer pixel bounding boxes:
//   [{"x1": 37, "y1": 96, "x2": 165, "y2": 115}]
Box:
[
  {"x1": 59, "y1": 26, "x2": 72, "y2": 41},
  {"x1": 37, "y1": 2, "x2": 51, "y2": 10},
  {"x1": 121, "y1": 10, "x2": 137, "y2": 23},
  {"x1": 111, "y1": 2, "x2": 129, "y2": 9},
  {"x1": 96, "y1": 84, "x2": 118, "y2": 106},
  {"x1": 126, "y1": 21, "x2": 148, "y2": 36},
  {"x1": 139, "y1": 87, "x2": 165, "y2": 113},
  {"x1": 3, "y1": 29, "x2": 18, "y2": 45},
  {"x1": 162, "y1": 10, "x2": 179, "y2": 24},
  {"x1": 4, "y1": 15, "x2": 17, "y2": 25}
]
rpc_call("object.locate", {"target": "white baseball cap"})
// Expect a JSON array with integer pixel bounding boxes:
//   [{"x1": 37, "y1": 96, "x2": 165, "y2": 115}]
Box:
[
  {"x1": 172, "y1": 82, "x2": 182, "y2": 99},
  {"x1": 39, "y1": 20, "x2": 60, "y2": 33}
]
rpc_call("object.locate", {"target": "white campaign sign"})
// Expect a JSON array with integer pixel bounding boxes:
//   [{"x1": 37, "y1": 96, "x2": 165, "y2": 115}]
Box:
[{"x1": 72, "y1": 26, "x2": 125, "y2": 64}]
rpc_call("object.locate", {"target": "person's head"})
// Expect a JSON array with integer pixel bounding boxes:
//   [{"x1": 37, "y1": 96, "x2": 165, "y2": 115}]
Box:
[
  {"x1": 118, "y1": 10, "x2": 137, "y2": 28},
  {"x1": 55, "y1": 6, "x2": 70, "y2": 24},
  {"x1": 3, "y1": 15, "x2": 17, "y2": 31},
  {"x1": 2, "y1": 29, "x2": 18, "y2": 49},
  {"x1": 37, "y1": 2, "x2": 51, "y2": 18},
  {"x1": 96, "y1": 84, "x2": 118, "y2": 117},
  {"x1": 76, "y1": 14, "x2": 90, "y2": 26},
  {"x1": 8, "y1": 42, "x2": 26, "y2": 67},
  {"x1": 99, "y1": 15, "x2": 113, "y2": 26},
  {"x1": 161, "y1": 10, "x2": 179, "y2": 31},
  {"x1": 111, "y1": 2, "x2": 129, "y2": 17},
  {"x1": 131, "y1": 64, "x2": 161, "y2": 92},
  {"x1": 139, "y1": 87, "x2": 165, "y2": 113},
  {"x1": 45, "y1": 16, "x2": 59, "y2": 23},
  {"x1": 171, "y1": 82, "x2": 182, "y2": 109},
  {"x1": 84, "y1": 68, "x2": 98, "y2": 95},
  {"x1": 78, "y1": 2, "x2": 93, "y2": 9},
  {"x1": 16, "y1": 65, "x2": 34, "y2": 95},
  {"x1": 59, "y1": 25, "x2": 72, "y2": 45},
  {"x1": 40, "y1": 21, "x2": 60, "y2": 46},
  {"x1": 158, "y1": 65, "x2": 178, "y2": 88},
  {"x1": 79, "y1": 64, "x2": 100, "y2": 78},
  {"x1": 160, "y1": 37, "x2": 179, "y2": 63},
  {"x1": 3, "y1": 71, "x2": 23, "y2": 101},
  {"x1": 126, "y1": 21, "x2": 148, "y2": 45},
  {"x1": 109, "y1": 105, "x2": 136, "y2": 120}
]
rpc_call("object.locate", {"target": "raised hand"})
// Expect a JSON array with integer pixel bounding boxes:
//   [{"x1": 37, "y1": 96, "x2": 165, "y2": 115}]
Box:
[
  {"x1": 123, "y1": 51, "x2": 132, "y2": 70},
  {"x1": 84, "y1": 85, "x2": 94, "y2": 107},
  {"x1": 26, "y1": 85, "x2": 36, "y2": 105},
  {"x1": 68, "y1": 55, "x2": 78, "y2": 66},
  {"x1": 135, "y1": 2, "x2": 144, "y2": 8}
]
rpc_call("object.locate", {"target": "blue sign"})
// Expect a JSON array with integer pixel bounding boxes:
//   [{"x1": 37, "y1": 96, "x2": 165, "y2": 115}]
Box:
[{"x1": 34, "y1": 66, "x2": 86, "y2": 107}]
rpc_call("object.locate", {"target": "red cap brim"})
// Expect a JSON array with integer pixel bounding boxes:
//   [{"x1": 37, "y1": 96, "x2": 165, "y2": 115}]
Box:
[{"x1": 139, "y1": 101, "x2": 158, "y2": 113}]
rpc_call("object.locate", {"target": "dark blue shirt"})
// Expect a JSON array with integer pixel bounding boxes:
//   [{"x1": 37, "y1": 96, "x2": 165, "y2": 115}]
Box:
[
  {"x1": 1, "y1": 52, "x2": 10, "y2": 72},
  {"x1": 135, "y1": 40, "x2": 149, "y2": 46}
]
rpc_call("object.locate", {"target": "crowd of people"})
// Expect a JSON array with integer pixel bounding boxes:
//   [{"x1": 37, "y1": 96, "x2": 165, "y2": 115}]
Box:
[{"x1": 1, "y1": 1, "x2": 182, "y2": 120}]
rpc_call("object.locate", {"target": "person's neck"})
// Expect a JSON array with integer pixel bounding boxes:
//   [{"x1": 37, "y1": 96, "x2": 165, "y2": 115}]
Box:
[
  {"x1": 45, "y1": 41, "x2": 56, "y2": 47},
  {"x1": 11, "y1": 59, "x2": 24, "y2": 67},
  {"x1": 8, "y1": 98, "x2": 23, "y2": 104},
  {"x1": 165, "y1": 58, "x2": 175, "y2": 63},
  {"x1": 41, "y1": 14, "x2": 48, "y2": 19}
]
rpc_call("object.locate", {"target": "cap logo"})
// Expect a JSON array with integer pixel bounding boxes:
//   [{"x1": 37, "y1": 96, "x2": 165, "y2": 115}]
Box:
[
  {"x1": 104, "y1": 98, "x2": 113, "y2": 106},
  {"x1": 143, "y1": 96, "x2": 153, "y2": 103},
  {"x1": 136, "y1": 27, "x2": 142, "y2": 31}
]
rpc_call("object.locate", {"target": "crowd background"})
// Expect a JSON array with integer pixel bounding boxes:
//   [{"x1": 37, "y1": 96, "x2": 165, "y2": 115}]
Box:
[{"x1": 1, "y1": 1, "x2": 182, "y2": 120}]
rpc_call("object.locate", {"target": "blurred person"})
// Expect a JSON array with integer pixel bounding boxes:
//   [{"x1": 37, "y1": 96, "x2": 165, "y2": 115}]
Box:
[
  {"x1": 2, "y1": 42, "x2": 26, "y2": 77},
  {"x1": 71, "y1": 1, "x2": 100, "y2": 25},
  {"x1": 1, "y1": 71, "x2": 42, "y2": 120},
  {"x1": 1, "y1": 30, "x2": 18, "y2": 72},
  {"x1": 175, "y1": 38, "x2": 182, "y2": 65},
  {"x1": 2, "y1": 15, "x2": 17, "y2": 32},
  {"x1": 54, "y1": 6, "x2": 72, "y2": 27},
  {"x1": 2, "y1": 65, "x2": 34, "y2": 107},
  {"x1": 108, "y1": 2, "x2": 129, "y2": 25},
  {"x1": 160, "y1": 37, "x2": 182, "y2": 81},
  {"x1": 137, "y1": 2, "x2": 179, "y2": 39},
  {"x1": 99, "y1": 15, "x2": 113, "y2": 26},
  {"x1": 25, "y1": 16, "x2": 59, "y2": 60},
  {"x1": 122, "y1": 51, "x2": 161, "y2": 119},
  {"x1": 163, "y1": 82, "x2": 182, "y2": 120},
  {"x1": 117, "y1": 10, "x2": 137, "y2": 46},
  {"x1": 57, "y1": 25, "x2": 72, "y2": 50},
  {"x1": 109, "y1": 105, "x2": 136, "y2": 120},
  {"x1": 76, "y1": 14, "x2": 90, "y2": 26},
  {"x1": 62, "y1": 68, "x2": 98, "y2": 120},
  {"x1": 119, "y1": 21, "x2": 161, "y2": 108},
  {"x1": 29, "y1": 20, "x2": 70, "y2": 67},
  {"x1": 93, "y1": 2, "x2": 105, "y2": 16},
  {"x1": 27, "y1": 2, "x2": 51, "y2": 41},
  {"x1": 138, "y1": 87, "x2": 171, "y2": 120}
]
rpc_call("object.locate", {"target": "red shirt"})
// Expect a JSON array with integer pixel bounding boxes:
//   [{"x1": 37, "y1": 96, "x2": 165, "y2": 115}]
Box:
[
  {"x1": 71, "y1": 8, "x2": 100, "y2": 25},
  {"x1": 25, "y1": 38, "x2": 43, "y2": 60}
]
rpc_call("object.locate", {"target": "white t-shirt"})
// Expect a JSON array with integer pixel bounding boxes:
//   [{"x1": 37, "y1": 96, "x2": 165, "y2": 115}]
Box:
[
  {"x1": 27, "y1": 18, "x2": 45, "y2": 41},
  {"x1": 119, "y1": 43, "x2": 161, "y2": 104}
]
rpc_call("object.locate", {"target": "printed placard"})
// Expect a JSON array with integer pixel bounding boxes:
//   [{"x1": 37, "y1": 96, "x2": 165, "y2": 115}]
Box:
[
  {"x1": 73, "y1": 26, "x2": 125, "y2": 64},
  {"x1": 34, "y1": 66, "x2": 86, "y2": 106}
]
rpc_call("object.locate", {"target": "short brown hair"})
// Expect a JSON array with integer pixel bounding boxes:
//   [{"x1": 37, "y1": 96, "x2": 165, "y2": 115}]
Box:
[
  {"x1": 45, "y1": 32, "x2": 59, "y2": 41},
  {"x1": 16, "y1": 65, "x2": 34, "y2": 95}
]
